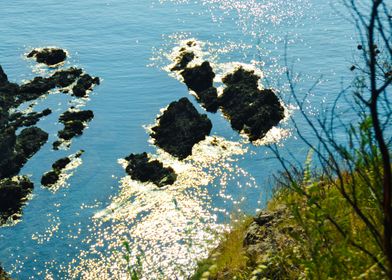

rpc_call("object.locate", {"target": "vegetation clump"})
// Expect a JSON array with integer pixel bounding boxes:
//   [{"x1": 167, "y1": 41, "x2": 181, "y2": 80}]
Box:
[{"x1": 192, "y1": 0, "x2": 392, "y2": 278}]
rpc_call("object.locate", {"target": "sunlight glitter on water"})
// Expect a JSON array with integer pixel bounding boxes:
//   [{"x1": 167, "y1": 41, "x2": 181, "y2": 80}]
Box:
[{"x1": 67, "y1": 136, "x2": 257, "y2": 279}]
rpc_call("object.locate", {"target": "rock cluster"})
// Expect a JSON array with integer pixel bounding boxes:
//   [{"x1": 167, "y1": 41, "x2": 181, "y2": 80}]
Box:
[
  {"x1": 0, "y1": 176, "x2": 34, "y2": 225},
  {"x1": 220, "y1": 67, "x2": 285, "y2": 141},
  {"x1": 0, "y1": 48, "x2": 99, "y2": 226},
  {"x1": 56, "y1": 110, "x2": 94, "y2": 142},
  {"x1": 124, "y1": 153, "x2": 177, "y2": 187},
  {"x1": 41, "y1": 151, "x2": 84, "y2": 187},
  {"x1": 151, "y1": 97, "x2": 212, "y2": 159},
  {"x1": 0, "y1": 117, "x2": 48, "y2": 181},
  {"x1": 27, "y1": 48, "x2": 67, "y2": 66},
  {"x1": 170, "y1": 46, "x2": 285, "y2": 142},
  {"x1": 72, "y1": 74, "x2": 100, "y2": 97}
]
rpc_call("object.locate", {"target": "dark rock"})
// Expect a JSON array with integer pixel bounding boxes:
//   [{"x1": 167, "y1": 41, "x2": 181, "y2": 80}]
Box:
[
  {"x1": 41, "y1": 151, "x2": 83, "y2": 187},
  {"x1": 221, "y1": 67, "x2": 260, "y2": 89},
  {"x1": 57, "y1": 110, "x2": 94, "y2": 141},
  {"x1": 195, "y1": 87, "x2": 219, "y2": 113},
  {"x1": 52, "y1": 157, "x2": 71, "y2": 170},
  {"x1": 0, "y1": 65, "x2": 9, "y2": 86},
  {"x1": 27, "y1": 48, "x2": 67, "y2": 66},
  {"x1": 181, "y1": 61, "x2": 215, "y2": 93},
  {"x1": 72, "y1": 74, "x2": 100, "y2": 97},
  {"x1": 51, "y1": 67, "x2": 83, "y2": 87},
  {"x1": 151, "y1": 97, "x2": 212, "y2": 159},
  {"x1": 19, "y1": 67, "x2": 83, "y2": 102},
  {"x1": 41, "y1": 170, "x2": 59, "y2": 187},
  {"x1": 9, "y1": 108, "x2": 52, "y2": 129},
  {"x1": 19, "y1": 76, "x2": 56, "y2": 97},
  {"x1": 170, "y1": 51, "x2": 195, "y2": 71},
  {"x1": 16, "y1": 127, "x2": 48, "y2": 159},
  {"x1": 59, "y1": 110, "x2": 94, "y2": 123},
  {"x1": 219, "y1": 67, "x2": 285, "y2": 141},
  {"x1": 124, "y1": 152, "x2": 177, "y2": 187},
  {"x1": 58, "y1": 120, "x2": 85, "y2": 140},
  {"x1": 0, "y1": 127, "x2": 48, "y2": 179},
  {"x1": 0, "y1": 176, "x2": 33, "y2": 225},
  {"x1": 52, "y1": 140, "x2": 62, "y2": 150}
]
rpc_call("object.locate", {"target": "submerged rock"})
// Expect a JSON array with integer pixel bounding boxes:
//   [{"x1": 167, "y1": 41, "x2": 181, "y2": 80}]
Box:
[
  {"x1": 41, "y1": 151, "x2": 83, "y2": 187},
  {"x1": 56, "y1": 110, "x2": 94, "y2": 144},
  {"x1": 27, "y1": 48, "x2": 67, "y2": 66},
  {"x1": 124, "y1": 152, "x2": 177, "y2": 187},
  {"x1": 219, "y1": 67, "x2": 285, "y2": 141},
  {"x1": 151, "y1": 97, "x2": 212, "y2": 159},
  {"x1": 181, "y1": 61, "x2": 215, "y2": 93},
  {"x1": 0, "y1": 176, "x2": 33, "y2": 225}
]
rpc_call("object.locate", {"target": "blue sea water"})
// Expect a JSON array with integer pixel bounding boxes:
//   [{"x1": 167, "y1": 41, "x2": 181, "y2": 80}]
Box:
[{"x1": 0, "y1": 0, "x2": 357, "y2": 278}]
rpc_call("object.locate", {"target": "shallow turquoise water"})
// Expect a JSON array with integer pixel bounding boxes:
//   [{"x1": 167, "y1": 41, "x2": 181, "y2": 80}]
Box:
[{"x1": 0, "y1": 0, "x2": 357, "y2": 278}]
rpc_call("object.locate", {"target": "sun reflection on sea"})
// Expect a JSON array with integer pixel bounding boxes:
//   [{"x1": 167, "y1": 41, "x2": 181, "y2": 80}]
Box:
[{"x1": 67, "y1": 136, "x2": 258, "y2": 279}]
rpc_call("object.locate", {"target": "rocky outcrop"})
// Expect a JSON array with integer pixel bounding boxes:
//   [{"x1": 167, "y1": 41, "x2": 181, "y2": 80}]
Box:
[
  {"x1": 170, "y1": 50, "x2": 195, "y2": 71},
  {"x1": 219, "y1": 67, "x2": 284, "y2": 141},
  {"x1": 0, "y1": 53, "x2": 99, "y2": 227},
  {"x1": 18, "y1": 67, "x2": 83, "y2": 103},
  {"x1": 151, "y1": 97, "x2": 212, "y2": 159},
  {"x1": 27, "y1": 48, "x2": 67, "y2": 66},
  {"x1": 195, "y1": 86, "x2": 219, "y2": 113},
  {"x1": 72, "y1": 74, "x2": 100, "y2": 97},
  {"x1": 124, "y1": 153, "x2": 177, "y2": 187},
  {"x1": 0, "y1": 176, "x2": 33, "y2": 225},
  {"x1": 8, "y1": 108, "x2": 52, "y2": 129},
  {"x1": 55, "y1": 110, "x2": 94, "y2": 145},
  {"x1": 181, "y1": 61, "x2": 215, "y2": 93},
  {"x1": 41, "y1": 151, "x2": 83, "y2": 187},
  {"x1": 0, "y1": 127, "x2": 48, "y2": 179}
]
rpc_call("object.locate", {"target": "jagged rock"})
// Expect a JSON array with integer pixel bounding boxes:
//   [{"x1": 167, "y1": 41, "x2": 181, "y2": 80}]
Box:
[
  {"x1": 0, "y1": 66, "x2": 20, "y2": 128},
  {"x1": 8, "y1": 108, "x2": 51, "y2": 129},
  {"x1": 171, "y1": 51, "x2": 195, "y2": 71},
  {"x1": 181, "y1": 61, "x2": 215, "y2": 93},
  {"x1": 219, "y1": 67, "x2": 285, "y2": 141},
  {"x1": 52, "y1": 157, "x2": 71, "y2": 170},
  {"x1": 41, "y1": 151, "x2": 83, "y2": 187},
  {"x1": 55, "y1": 110, "x2": 94, "y2": 145},
  {"x1": 195, "y1": 86, "x2": 219, "y2": 113},
  {"x1": 51, "y1": 67, "x2": 83, "y2": 87},
  {"x1": 41, "y1": 171, "x2": 59, "y2": 186},
  {"x1": 16, "y1": 127, "x2": 48, "y2": 159},
  {"x1": 221, "y1": 67, "x2": 260, "y2": 89},
  {"x1": 27, "y1": 48, "x2": 67, "y2": 66},
  {"x1": 0, "y1": 176, "x2": 33, "y2": 225},
  {"x1": 151, "y1": 97, "x2": 212, "y2": 159},
  {"x1": 72, "y1": 74, "x2": 100, "y2": 97},
  {"x1": 0, "y1": 127, "x2": 48, "y2": 179},
  {"x1": 124, "y1": 152, "x2": 177, "y2": 187},
  {"x1": 0, "y1": 66, "x2": 9, "y2": 86},
  {"x1": 19, "y1": 67, "x2": 83, "y2": 102}
]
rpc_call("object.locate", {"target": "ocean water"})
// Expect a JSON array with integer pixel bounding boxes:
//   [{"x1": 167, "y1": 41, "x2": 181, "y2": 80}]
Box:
[{"x1": 0, "y1": 0, "x2": 357, "y2": 278}]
